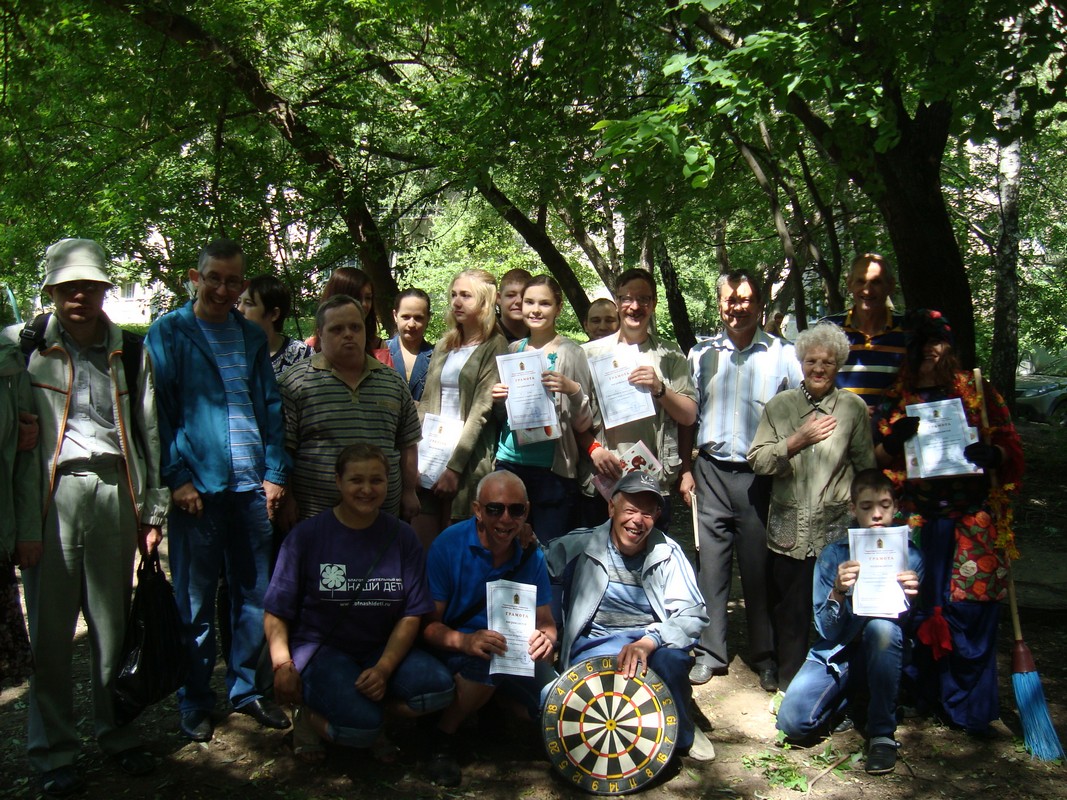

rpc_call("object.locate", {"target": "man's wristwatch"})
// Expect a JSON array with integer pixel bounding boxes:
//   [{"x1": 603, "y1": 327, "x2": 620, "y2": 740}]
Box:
[{"x1": 653, "y1": 382, "x2": 667, "y2": 399}]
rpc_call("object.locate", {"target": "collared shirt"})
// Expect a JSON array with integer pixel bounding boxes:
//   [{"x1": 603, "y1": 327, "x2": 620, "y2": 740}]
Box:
[
  {"x1": 279, "y1": 352, "x2": 421, "y2": 519},
  {"x1": 426, "y1": 516, "x2": 551, "y2": 634},
  {"x1": 688, "y1": 328, "x2": 802, "y2": 462},
  {"x1": 820, "y1": 309, "x2": 906, "y2": 406},
  {"x1": 57, "y1": 325, "x2": 122, "y2": 467},
  {"x1": 583, "y1": 330, "x2": 696, "y2": 490}
]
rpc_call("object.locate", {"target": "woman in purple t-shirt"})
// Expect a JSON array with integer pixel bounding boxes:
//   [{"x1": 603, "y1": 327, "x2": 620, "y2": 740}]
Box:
[{"x1": 264, "y1": 444, "x2": 454, "y2": 763}]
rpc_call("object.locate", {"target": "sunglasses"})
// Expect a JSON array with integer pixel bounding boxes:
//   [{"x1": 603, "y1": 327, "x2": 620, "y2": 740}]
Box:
[{"x1": 481, "y1": 502, "x2": 528, "y2": 518}]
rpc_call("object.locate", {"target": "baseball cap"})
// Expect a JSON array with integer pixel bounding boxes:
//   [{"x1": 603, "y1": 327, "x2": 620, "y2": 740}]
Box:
[
  {"x1": 611, "y1": 471, "x2": 664, "y2": 509},
  {"x1": 42, "y1": 239, "x2": 113, "y2": 289}
]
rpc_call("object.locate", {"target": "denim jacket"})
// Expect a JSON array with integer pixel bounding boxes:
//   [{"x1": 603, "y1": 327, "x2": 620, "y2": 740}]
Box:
[{"x1": 809, "y1": 538, "x2": 924, "y2": 675}]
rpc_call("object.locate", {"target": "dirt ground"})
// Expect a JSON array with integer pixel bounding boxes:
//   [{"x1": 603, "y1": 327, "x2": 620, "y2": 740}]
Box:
[{"x1": 2, "y1": 423, "x2": 1065, "y2": 799}]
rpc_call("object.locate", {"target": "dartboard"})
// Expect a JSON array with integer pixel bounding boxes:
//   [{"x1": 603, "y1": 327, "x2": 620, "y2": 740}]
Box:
[{"x1": 541, "y1": 655, "x2": 678, "y2": 795}]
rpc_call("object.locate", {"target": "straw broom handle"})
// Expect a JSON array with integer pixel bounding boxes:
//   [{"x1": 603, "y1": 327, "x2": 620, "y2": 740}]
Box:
[{"x1": 972, "y1": 368, "x2": 1024, "y2": 644}]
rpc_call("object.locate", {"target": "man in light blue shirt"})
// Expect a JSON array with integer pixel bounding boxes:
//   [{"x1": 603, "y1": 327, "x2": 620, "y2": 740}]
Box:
[{"x1": 679, "y1": 271, "x2": 801, "y2": 691}]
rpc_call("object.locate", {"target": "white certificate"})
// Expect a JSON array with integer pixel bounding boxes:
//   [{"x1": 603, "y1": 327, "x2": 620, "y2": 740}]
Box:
[
  {"x1": 496, "y1": 350, "x2": 559, "y2": 430},
  {"x1": 588, "y1": 345, "x2": 656, "y2": 429},
  {"x1": 487, "y1": 578, "x2": 537, "y2": 677},
  {"x1": 417, "y1": 414, "x2": 465, "y2": 489},
  {"x1": 848, "y1": 525, "x2": 909, "y2": 618},
  {"x1": 902, "y1": 398, "x2": 982, "y2": 479},
  {"x1": 592, "y1": 440, "x2": 663, "y2": 501}
]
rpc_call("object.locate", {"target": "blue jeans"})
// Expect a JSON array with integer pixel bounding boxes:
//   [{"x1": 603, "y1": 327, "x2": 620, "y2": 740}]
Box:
[
  {"x1": 303, "y1": 645, "x2": 454, "y2": 748},
  {"x1": 777, "y1": 617, "x2": 904, "y2": 741},
  {"x1": 168, "y1": 488, "x2": 272, "y2": 713},
  {"x1": 496, "y1": 462, "x2": 577, "y2": 544},
  {"x1": 440, "y1": 651, "x2": 552, "y2": 720},
  {"x1": 570, "y1": 633, "x2": 696, "y2": 751}
]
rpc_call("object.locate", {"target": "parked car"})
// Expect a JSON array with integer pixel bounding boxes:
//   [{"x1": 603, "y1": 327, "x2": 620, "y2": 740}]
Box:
[{"x1": 1016, "y1": 352, "x2": 1067, "y2": 427}]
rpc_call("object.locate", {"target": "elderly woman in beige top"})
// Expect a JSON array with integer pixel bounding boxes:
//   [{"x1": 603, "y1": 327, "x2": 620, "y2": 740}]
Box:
[{"x1": 747, "y1": 321, "x2": 875, "y2": 692}]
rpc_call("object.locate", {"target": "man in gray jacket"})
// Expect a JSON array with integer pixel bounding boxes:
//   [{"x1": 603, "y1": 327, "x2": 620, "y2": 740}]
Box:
[
  {"x1": 4, "y1": 239, "x2": 168, "y2": 796},
  {"x1": 544, "y1": 471, "x2": 714, "y2": 761}
]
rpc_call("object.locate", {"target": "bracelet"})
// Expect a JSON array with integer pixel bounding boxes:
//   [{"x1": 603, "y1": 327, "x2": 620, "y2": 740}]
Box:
[
  {"x1": 273, "y1": 660, "x2": 295, "y2": 673},
  {"x1": 588, "y1": 441, "x2": 603, "y2": 456},
  {"x1": 653, "y1": 382, "x2": 667, "y2": 399}
]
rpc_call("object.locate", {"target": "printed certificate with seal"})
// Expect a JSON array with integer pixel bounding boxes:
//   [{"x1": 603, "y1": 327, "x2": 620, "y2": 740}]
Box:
[
  {"x1": 902, "y1": 397, "x2": 982, "y2": 479},
  {"x1": 497, "y1": 350, "x2": 559, "y2": 430},
  {"x1": 487, "y1": 578, "x2": 537, "y2": 677},
  {"x1": 416, "y1": 413, "x2": 465, "y2": 489},
  {"x1": 592, "y1": 440, "x2": 663, "y2": 501},
  {"x1": 587, "y1": 344, "x2": 655, "y2": 429},
  {"x1": 847, "y1": 525, "x2": 909, "y2": 618}
]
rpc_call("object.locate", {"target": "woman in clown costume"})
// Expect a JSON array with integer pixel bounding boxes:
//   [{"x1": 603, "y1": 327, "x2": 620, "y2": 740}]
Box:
[{"x1": 873, "y1": 309, "x2": 1023, "y2": 735}]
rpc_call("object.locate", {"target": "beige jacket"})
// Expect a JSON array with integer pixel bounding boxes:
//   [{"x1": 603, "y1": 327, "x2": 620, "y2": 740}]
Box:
[
  {"x1": 420, "y1": 333, "x2": 509, "y2": 515},
  {"x1": 3, "y1": 315, "x2": 169, "y2": 527},
  {"x1": 747, "y1": 386, "x2": 874, "y2": 560}
]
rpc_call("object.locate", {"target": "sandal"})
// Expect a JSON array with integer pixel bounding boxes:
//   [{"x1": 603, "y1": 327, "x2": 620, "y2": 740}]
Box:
[
  {"x1": 292, "y1": 706, "x2": 326, "y2": 764},
  {"x1": 39, "y1": 765, "x2": 83, "y2": 797}
]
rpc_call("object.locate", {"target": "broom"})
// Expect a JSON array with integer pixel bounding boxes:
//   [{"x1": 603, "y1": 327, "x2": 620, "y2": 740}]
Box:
[{"x1": 973, "y1": 368, "x2": 1065, "y2": 761}]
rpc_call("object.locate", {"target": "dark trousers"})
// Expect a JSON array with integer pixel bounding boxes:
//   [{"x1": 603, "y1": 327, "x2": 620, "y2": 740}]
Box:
[
  {"x1": 693, "y1": 454, "x2": 774, "y2": 671},
  {"x1": 768, "y1": 552, "x2": 815, "y2": 689}
]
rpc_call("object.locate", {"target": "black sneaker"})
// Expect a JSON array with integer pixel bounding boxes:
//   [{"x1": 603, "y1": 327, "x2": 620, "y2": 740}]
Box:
[
  {"x1": 865, "y1": 739, "x2": 898, "y2": 774},
  {"x1": 427, "y1": 750, "x2": 461, "y2": 787}
]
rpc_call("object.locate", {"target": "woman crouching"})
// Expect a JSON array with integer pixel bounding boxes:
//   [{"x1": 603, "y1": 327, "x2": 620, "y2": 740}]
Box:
[{"x1": 264, "y1": 444, "x2": 454, "y2": 762}]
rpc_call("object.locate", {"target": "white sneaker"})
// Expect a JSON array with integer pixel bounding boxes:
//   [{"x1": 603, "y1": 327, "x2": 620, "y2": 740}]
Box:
[{"x1": 686, "y1": 727, "x2": 716, "y2": 762}]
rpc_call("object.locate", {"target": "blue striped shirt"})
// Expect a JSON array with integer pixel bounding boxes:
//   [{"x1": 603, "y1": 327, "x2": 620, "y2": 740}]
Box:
[
  {"x1": 198, "y1": 317, "x2": 265, "y2": 491},
  {"x1": 820, "y1": 310, "x2": 906, "y2": 406},
  {"x1": 688, "y1": 329, "x2": 802, "y2": 463}
]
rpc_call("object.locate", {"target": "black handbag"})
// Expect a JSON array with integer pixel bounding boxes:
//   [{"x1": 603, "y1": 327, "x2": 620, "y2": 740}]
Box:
[{"x1": 112, "y1": 550, "x2": 189, "y2": 725}]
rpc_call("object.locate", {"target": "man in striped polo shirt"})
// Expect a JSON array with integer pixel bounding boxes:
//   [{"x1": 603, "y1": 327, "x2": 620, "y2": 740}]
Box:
[
  {"x1": 147, "y1": 239, "x2": 291, "y2": 742},
  {"x1": 278, "y1": 294, "x2": 421, "y2": 524},
  {"x1": 820, "y1": 254, "x2": 906, "y2": 409}
]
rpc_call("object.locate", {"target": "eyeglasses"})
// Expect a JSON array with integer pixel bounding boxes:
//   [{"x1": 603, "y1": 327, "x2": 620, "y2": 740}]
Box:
[
  {"x1": 481, "y1": 502, "x2": 528, "y2": 518},
  {"x1": 617, "y1": 295, "x2": 654, "y2": 308},
  {"x1": 198, "y1": 272, "x2": 245, "y2": 292},
  {"x1": 55, "y1": 281, "x2": 107, "y2": 295},
  {"x1": 722, "y1": 297, "x2": 754, "y2": 308}
]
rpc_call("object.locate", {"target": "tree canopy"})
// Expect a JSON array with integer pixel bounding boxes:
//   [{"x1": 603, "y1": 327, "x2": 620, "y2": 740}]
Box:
[{"x1": 1, "y1": 1, "x2": 1065, "y2": 392}]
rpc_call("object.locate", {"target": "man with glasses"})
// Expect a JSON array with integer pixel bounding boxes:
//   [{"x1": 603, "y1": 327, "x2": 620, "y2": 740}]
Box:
[
  {"x1": 146, "y1": 238, "x2": 291, "y2": 742},
  {"x1": 679, "y1": 271, "x2": 801, "y2": 691},
  {"x1": 4, "y1": 239, "x2": 167, "y2": 793},
  {"x1": 421, "y1": 470, "x2": 556, "y2": 786},
  {"x1": 582, "y1": 268, "x2": 697, "y2": 531},
  {"x1": 545, "y1": 471, "x2": 715, "y2": 761}
]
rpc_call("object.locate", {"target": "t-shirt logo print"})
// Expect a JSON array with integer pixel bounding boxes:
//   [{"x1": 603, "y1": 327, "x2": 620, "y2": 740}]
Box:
[{"x1": 320, "y1": 563, "x2": 347, "y2": 591}]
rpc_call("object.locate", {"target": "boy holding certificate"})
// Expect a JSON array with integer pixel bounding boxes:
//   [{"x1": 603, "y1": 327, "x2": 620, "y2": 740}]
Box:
[{"x1": 776, "y1": 469, "x2": 923, "y2": 775}]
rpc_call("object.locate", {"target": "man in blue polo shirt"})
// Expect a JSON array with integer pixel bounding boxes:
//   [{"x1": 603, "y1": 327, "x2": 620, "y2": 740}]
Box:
[
  {"x1": 423, "y1": 470, "x2": 556, "y2": 787},
  {"x1": 820, "y1": 254, "x2": 906, "y2": 408}
]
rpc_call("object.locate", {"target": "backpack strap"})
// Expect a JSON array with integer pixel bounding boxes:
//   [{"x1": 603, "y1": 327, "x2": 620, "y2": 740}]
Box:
[
  {"x1": 18, "y1": 313, "x2": 50, "y2": 361},
  {"x1": 120, "y1": 330, "x2": 143, "y2": 399}
]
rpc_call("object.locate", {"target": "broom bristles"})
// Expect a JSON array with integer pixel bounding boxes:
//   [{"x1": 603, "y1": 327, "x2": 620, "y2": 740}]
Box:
[{"x1": 1012, "y1": 670, "x2": 1066, "y2": 761}]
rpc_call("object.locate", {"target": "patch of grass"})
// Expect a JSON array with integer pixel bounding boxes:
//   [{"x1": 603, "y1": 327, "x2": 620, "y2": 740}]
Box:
[{"x1": 741, "y1": 749, "x2": 808, "y2": 792}]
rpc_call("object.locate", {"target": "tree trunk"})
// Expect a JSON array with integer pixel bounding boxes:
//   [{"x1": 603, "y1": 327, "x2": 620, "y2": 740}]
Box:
[
  {"x1": 875, "y1": 130, "x2": 976, "y2": 368},
  {"x1": 655, "y1": 238, "x2": 696, "y2": 354},
  {"x1": 476, "y1": 179, "x2": 590, "y2": 322},
  {"x1": 558, "y1": 200, "x2": 616, "y2": 290}
]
